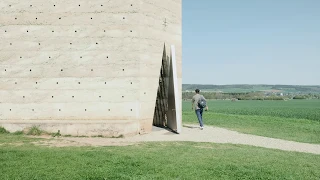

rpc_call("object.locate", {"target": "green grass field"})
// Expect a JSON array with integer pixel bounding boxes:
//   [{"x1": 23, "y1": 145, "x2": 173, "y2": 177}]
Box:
[
  {"x1": 183, "y1": 100, "x2": 320, "y2": 144},
  {"x1": 1, "y1": 100, "x2": 320, "y2": 179},
  {"x1": 1, "y1": 135, "x2": 320, "y2": 180}
]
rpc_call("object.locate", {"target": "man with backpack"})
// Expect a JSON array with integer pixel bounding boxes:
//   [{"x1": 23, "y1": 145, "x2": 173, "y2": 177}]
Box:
[{"x1": 192, "y1": 89, "x2": 208, "y2": 130}]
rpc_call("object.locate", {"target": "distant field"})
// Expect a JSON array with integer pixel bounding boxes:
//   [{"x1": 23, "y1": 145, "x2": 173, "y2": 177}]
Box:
[
  {"x1": 183, "y1": 99, "x2": 320, "y2": 121},
  {"x1": 183, "y1": 100, "x2": 320, "y2": 143}
]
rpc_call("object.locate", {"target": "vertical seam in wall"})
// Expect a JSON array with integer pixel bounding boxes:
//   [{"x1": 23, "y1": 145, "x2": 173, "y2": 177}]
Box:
[{"x1": 138, "y1": 0, "x2": 142, "y2": 126}]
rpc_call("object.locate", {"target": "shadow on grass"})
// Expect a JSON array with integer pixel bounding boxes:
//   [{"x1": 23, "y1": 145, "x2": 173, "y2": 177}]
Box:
[{"x1": 183, "y1": 124, "x2": 199, "y2": 129}]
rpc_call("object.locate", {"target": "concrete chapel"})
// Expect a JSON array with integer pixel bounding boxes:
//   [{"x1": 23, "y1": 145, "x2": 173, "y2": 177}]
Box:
[{"x1": 0, "y1": 0, "x2": 182, "y2": 136}]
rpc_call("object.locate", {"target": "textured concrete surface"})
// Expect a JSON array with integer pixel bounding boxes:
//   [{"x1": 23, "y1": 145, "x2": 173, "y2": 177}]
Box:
[
  {"x1": 1, "y1": 120, "x2": 140, "y2": 137},
  {"x1": 0, "y1": 0, "x2": 182, "y2": 136}
]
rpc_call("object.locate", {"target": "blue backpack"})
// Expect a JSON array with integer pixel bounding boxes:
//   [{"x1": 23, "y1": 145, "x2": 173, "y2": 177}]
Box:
[{"x1": 198, "y1": 96, "x2": 207, "y2": 109}]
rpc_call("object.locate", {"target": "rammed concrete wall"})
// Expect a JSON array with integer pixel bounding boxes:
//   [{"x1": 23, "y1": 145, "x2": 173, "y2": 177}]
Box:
[{"x1": 0, "y1": 0, "x2": 182, "y2": 136}]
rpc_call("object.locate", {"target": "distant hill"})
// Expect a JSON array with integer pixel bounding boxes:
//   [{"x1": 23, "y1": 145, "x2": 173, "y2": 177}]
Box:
[{"x1": 182, "y1": 84, "x2": 320, "y2": 94}]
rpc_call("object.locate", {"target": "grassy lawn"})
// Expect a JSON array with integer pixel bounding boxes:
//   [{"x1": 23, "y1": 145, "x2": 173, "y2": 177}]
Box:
[
  {"x1": 1, "y1": 134, "x2": 320, "y2": 180},
  {"x1": 183, "y1": 100, "x2": 320, "y2": 144}
]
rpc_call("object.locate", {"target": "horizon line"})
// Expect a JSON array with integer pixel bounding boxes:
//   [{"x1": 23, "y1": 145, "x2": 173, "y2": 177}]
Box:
[{"x1": 182, "y1": 84, "x2": 320, "y2": 86}]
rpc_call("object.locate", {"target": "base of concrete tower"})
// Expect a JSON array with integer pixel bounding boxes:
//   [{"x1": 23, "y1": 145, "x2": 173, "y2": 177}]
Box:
[{"x1": 0, "y1": 120, "x2": 141, "y2": 137}]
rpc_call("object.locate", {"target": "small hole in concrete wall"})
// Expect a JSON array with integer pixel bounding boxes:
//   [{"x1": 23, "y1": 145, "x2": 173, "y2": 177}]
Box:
[
  {"x1": 38, "y1": 43, "x2": 40, "y2": 45},
  {"x1": 30, "y1": 5, "x2": 32, "y2": 7},
  {"x1": 10, "y1": 43, "x2": 12, "y2": 45},
  {"x1": 52, "y1": 96, "x2": 54, "y2": 98},
  {"x1": 36, "y1": 18, "x2": 37, "y2": 20},
  {"x1": 36, "y1": 82, "x2": 38, "y2": 84},
  {"x1": 52, "y1": 30, "x2": 54, "y2": 32},
  {"x1": 78, "y1": 4, "x2": 80, "y2": 6},
  {"x1": 10, "y1": 109, "x2": 11, "y2": 111},
  {"x1": 61, "y1": 69, "x2": 63, "y2": 71},
  {"x1": 15, "y1": 82, "x2": 17, "y2": 84},
  {"x1": 23, "y1": 96, "x2": 25, "y2": 98},
  {"x1": 91, "y1": 69, "x2": 93, "y2": 71},
  {"x1": 56, "y1": 82, "x2": 58, "y2": 84},
  {"x1": 9, "y1": 5, "x2": 11, "y2": 7},
  {"x1": 70, "y1": 43, "x2": 72, "y2": 45},
  {"x1": 80, "y1": 56, "x2": 82, "y2": 58},
  {"x1": 32, "y1": 109, "x2": 34, "y2": 111},
  {"x1": 91, "y1": 17, "x2": 93, "y2": 19},
  {"x1": 131, "y1": 4, "x2": 133, "y2": 6},
  {"x1": 101, "y1": 5, "x2": 103, "y2": 6},
  {"x1": 20, "y1": 56, "x2": 22, "y2": 58},
  {"x1": 30, "y1": 69, "x2": 32, "y2": 71},
  {"x1": 122, "y1": 96, "x2": 124, "y2": 98},
  {"x1": 85, "y1": 109, "x2": 87, "y2": 111},
  {"x1": 144, "y1": 92, "x2": 146, "y2": 94},
  {"x1": 59, "y1": 109, "x2": 61, "y2": 111},
  {"x1": 15, "y1": 18, "x2": 17, "y2": 20},
  {"x1": 54, "y1": 5, "x2": 56, "y2": 7},
  {"x1": 130, "y1": 30, "x2": 132, "y2": 32},
  {"x1": 5, "y1": 30, "x2": 7, "y2": 32},
  {"x1": 49, "y1": 56, "x2": 51, "y2": 59},
  {"x1": 122, "y1": 69, "x2": 124, "y2": 71},
  {"x1": 75, "y1": 30, "x2": 77, "y2": 32},
  {"x1": 4, "y1": 69, "x2": 6, "y2": 71},
  {"x1": 131, "y1": 82, "x2": 132, "y2": 84},
  {"x1": 107, "y1": 56, "x2": 109, "y2": 58},
  {"x1": 105, "y1": 82, "x2": 107, "y2": 84},
  {"x1": 72, "y1": 96, "x2": 74, "y2": 98},
  {"x1": 130, "y1": 109, "x2": 133, "y2": 111},
  {"x1": 27, "y1": 30, "x2": 29, "y2": 32},
  {"x1": 104, "y1": 30, "x2": 106, "y2": 32},
  {"x1": 108, "y1": 109, "x2": 110, "y2": 111},
  {"x1": 78, "y1": 82, "x2": 81, "y2": 84},
  {"x1": 96, "y1": 42, "x2": 98, "y2": 44},
  {"x1": 123, "y1": 17, "x2": 125, "y2": 19},
  {"x1": 59, "y1": 17, "x2": 61, "y2": 19},
  {"x1": 99, "y1": 96, "x2": 101, "y2": 98}
]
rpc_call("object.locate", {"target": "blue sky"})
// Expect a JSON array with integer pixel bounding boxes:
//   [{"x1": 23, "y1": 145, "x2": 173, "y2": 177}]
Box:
[{"x1": 182, "y1": 0, "x2": 320, "y2": 85}]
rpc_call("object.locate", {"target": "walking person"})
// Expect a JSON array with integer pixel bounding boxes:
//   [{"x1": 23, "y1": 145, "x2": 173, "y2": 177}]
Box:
[{"x1": 192, "y1": 89, "x2": 208, "y2": 130}]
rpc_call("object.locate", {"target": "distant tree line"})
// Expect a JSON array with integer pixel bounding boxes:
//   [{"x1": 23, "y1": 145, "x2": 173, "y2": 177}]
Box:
[
  {"x1": 183, "y1": 84, "x2": 320, "y2": 94},
  {"x1": 182, "y1": 92, "x2": 320, "y2": 100}
]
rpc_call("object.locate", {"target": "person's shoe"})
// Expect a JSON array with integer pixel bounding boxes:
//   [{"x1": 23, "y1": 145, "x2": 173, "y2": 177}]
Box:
[{"x1": 200, "y1": 126, "x2": 204, "y2": 130}]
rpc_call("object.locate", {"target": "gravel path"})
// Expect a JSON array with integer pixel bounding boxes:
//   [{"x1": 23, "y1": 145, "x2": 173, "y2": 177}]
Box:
[{"x1": 37, "y1": 125, "x2": 320, "y2": 155}]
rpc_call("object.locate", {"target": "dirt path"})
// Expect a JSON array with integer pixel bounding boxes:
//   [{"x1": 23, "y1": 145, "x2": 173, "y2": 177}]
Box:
[{"x1": 35, "y1": 125, "x2": 320, "y2": 155}]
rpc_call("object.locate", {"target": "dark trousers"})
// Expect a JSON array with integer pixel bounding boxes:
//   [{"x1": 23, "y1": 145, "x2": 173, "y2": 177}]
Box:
[{"x1": 195, "y1": 108, "x2": 204, "y2": 127}]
